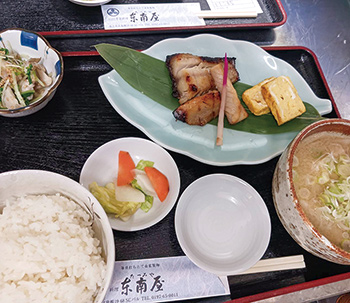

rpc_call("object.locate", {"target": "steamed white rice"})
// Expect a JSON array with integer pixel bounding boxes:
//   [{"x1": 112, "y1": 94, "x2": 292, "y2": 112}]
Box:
[{"x1": 0, "y1": 194, "x2": 106, "y2": 303}]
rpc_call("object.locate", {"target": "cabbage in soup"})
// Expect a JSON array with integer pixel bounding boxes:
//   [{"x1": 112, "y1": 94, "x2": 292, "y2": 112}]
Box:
[{"x1": 292, "y1": 132, "x2": 350, "y2": 252}]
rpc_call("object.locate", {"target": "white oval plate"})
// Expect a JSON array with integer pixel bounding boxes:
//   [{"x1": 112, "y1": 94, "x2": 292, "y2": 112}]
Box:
[
  {"x1": 79, "y1": 137, "x2": 180, "y2": 231},
  {"x1": 175, "y1": 174, "x2": 271, "y2": 276},
  {"x1": 98, "y1": 34, "x2": 332, "y2": 166}
]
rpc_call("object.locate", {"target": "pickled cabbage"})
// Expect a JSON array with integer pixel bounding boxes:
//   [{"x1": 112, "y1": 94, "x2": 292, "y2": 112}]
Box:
[{"x1": 89, "y1": 182, "x2": 140, "y2": 221}]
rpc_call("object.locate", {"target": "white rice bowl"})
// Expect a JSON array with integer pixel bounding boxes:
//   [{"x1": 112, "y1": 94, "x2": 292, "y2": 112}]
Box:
[{"x1": 0, "y1": 170, "x2": 115, "y2": 303}]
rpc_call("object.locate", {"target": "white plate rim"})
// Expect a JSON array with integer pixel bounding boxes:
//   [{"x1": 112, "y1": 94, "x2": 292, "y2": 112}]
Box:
[
  {"x1": 79, "y1": 137, "x2": 180, "y2": 231},
  {"x1": 174, "y1": 173, "x2": 271, "y2": 276},
  {"x1": 68, "y1": 0, "x2": 111, "y2": 6}
]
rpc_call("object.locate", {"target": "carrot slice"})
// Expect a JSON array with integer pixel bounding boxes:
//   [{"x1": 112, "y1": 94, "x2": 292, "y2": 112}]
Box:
[
  {"x1": 144, "y1": 167, "x2": 169, "y2": 202},
  {"x1": 117, "y1": 151, "x2": 135, "y2": 186}
]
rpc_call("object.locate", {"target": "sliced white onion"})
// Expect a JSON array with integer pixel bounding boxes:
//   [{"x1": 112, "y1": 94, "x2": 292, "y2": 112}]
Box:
[
  {"x1": 135, "y1": 173, "x2": 156, "y2": 196},
  {"x1": 115, "y1": 185, "x2": 145, "y2": 203}
]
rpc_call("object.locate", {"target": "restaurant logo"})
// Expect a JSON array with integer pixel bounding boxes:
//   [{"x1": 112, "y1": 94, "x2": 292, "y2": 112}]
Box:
[{"x1": 107, "y1": 8, "x2": 120, "y2": 17}]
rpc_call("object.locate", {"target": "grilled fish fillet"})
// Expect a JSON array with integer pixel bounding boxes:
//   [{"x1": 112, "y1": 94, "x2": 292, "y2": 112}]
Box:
[
  {"x1": 173, "y1": 91, "x2": 221, "y2": 126},
  {"x1": 166, "y1": 53, "x2": 239, "y2": 104},
  {"x1": 210, "y1": 64, "x2": 248, "y2": 125}
]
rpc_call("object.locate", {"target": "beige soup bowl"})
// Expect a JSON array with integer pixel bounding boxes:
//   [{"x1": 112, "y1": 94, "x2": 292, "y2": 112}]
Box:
[{"x1": 272, "y1": 118, "x2": 350, "y2": 265}]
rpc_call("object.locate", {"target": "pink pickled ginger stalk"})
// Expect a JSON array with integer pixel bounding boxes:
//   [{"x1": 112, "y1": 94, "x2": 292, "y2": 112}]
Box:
[{"x1": 216, "y1": 53, "x2": 228, "y2": 146}]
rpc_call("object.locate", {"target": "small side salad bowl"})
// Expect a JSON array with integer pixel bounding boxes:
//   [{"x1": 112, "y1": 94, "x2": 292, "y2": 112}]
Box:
[
  {"x1": 80, "y1": 137, "x2": 181, "y2": 232},
  {"x1": 0, "y1": 28, "x2": 63, "y2": 117}
]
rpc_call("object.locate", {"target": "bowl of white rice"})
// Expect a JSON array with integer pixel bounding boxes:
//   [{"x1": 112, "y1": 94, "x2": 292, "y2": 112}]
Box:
[{"x1": 0, "y1": 170, "x2": 115, "y2": 303}]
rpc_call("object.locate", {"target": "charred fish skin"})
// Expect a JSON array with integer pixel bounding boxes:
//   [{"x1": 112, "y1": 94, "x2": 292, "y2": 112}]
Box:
[
  {"x1": 166, "y1": 53, "x2": 238, "y2": 78},
  {"x1": 166, "y1": 53, "x2": 202, "y2": 100},
  {"x1": 166, "y1": 53, "x2": 239, "y2": 103},
  {"x1": 165, "y1": 53, "x2": 202, "y2": 78},
  {"x1": 175, "y1": 67, "x2": 214, "y2": 104},
  {"x1": 173, "y1": 90, "x2": 221, "y2": 126}
]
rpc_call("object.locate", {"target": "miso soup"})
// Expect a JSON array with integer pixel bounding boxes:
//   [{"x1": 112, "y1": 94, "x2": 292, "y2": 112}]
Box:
[{"x1": 292, "y1": 132, "x2": 350, "y2": 252}]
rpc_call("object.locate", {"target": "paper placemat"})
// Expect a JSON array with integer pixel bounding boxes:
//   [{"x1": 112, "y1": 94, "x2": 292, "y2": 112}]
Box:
[
  {"x1": 103, "y1": 256, "x2": 229, "y2": 302},
  {"x1": 101, "y1": 3, "x2": 205, "y2": 30},
  {"x1": 206, "y1": 0, "x2": 263, "y2": 14}
]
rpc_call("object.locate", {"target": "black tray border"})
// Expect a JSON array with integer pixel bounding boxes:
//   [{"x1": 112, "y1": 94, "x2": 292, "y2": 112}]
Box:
[{"x1": 38, "y1": 0, "x2": 287, "y2": 38}]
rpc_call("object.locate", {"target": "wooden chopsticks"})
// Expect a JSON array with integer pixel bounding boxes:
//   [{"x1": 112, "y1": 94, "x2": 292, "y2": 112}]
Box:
[
  {"x1": 218, "y1": 255, "x2": 305, "y2": 294},
  {"x1": 237, "y1": 255, "x2": 305, "y2": 275},
  {"x1": 196, "y1": 10, "x2": 258, "y2": 19}
]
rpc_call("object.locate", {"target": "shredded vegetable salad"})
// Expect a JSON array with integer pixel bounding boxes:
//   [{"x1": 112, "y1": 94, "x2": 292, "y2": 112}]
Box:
[{"x1": 0, "y1": 47, "x2": 53, "y2": 109}]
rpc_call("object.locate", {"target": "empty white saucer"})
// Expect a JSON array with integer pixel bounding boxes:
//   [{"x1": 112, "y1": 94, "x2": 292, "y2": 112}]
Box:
[{"x1": 175, "y1": 174, "x2": 271, "y2": 276}]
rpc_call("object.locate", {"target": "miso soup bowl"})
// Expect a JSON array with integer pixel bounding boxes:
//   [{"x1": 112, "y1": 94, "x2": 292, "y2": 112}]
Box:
[{"x1": 272, "y1": 118, "x2": 350, "y2": 265}]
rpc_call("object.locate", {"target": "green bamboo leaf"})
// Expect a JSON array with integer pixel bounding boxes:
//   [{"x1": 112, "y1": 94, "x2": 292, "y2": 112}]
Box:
[
  {"x1": 95, "y1": 43, "x2": 178, "y2": 108},
  {"x1": 95, "y1": 43, "x2": 323, "y2": 135}
]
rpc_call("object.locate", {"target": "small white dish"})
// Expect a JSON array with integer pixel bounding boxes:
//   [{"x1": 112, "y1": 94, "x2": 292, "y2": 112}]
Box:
[
  {"x1": 175, "y1": 174, "x2": 271, "y2": 276},
  {"x1": 68, "y1": 0, "x2": 112, "y2": 7},
  {"x1": 80, "y1": 137, "x2": 180, "y2": 231},
  {"x1": 0, "y1": 28, "x2": 63, "y2": 117}
]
